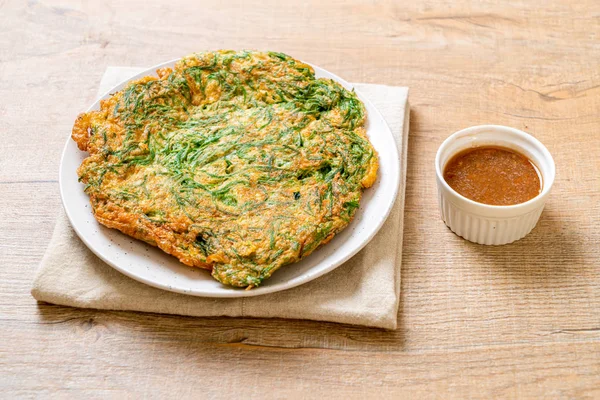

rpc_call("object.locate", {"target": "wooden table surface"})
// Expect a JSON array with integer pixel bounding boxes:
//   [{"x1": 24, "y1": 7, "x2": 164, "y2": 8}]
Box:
[{"x1": 2, "y1": 0, "x2": 599, "y2": 398}]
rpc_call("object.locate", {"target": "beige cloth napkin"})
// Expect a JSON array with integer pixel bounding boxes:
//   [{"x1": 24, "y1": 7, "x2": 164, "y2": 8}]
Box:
[{"x1": 32, "y1": 67, "x2": 409, "y2": 329}]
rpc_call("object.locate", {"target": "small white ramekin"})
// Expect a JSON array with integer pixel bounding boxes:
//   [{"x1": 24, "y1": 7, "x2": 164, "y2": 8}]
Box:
[{"x1": 435, "y1": 125, "x2": 555, "y2": 245}]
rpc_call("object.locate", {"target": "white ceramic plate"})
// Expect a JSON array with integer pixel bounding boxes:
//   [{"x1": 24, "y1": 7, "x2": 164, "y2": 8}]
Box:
[{"x1": 60, "y1": 58, "x2": 400, "y2": 297}]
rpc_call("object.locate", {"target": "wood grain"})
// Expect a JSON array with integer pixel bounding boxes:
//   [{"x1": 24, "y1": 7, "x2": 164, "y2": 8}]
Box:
[{"x1": 1, "y1": 0, "x2": 599, "y2": 397}]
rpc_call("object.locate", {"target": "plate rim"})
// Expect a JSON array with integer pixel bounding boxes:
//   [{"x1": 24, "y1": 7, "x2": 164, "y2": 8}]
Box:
[{"x1": 59, "y1": 56, "x2": 400, "y2": 298}]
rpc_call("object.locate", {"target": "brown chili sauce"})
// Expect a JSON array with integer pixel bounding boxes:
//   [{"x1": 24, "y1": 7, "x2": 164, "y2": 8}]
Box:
[{"x1": 443, "y1": 146, "x2": 541, "y2": 206}]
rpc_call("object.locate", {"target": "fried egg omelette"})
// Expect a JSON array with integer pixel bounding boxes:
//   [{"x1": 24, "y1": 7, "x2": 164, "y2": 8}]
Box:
[{"x1": 72, "y1": 50, "x2": 378, "y2": 288}]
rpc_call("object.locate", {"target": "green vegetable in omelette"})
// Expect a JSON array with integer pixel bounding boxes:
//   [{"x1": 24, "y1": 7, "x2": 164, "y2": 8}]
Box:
[{"x1": 72, "y1": 50, "x2": 378, "y2": 288}]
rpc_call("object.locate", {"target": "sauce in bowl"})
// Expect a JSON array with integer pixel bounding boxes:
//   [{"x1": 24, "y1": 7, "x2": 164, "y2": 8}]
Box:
[{"x1": 443, "y1": 146, "x2": 541, "y2": 206}]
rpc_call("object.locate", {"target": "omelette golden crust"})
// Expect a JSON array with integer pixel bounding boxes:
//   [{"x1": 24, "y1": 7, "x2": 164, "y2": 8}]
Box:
[{"x1": 72, "y1": 50, "x2": 378, "y2": 288}]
